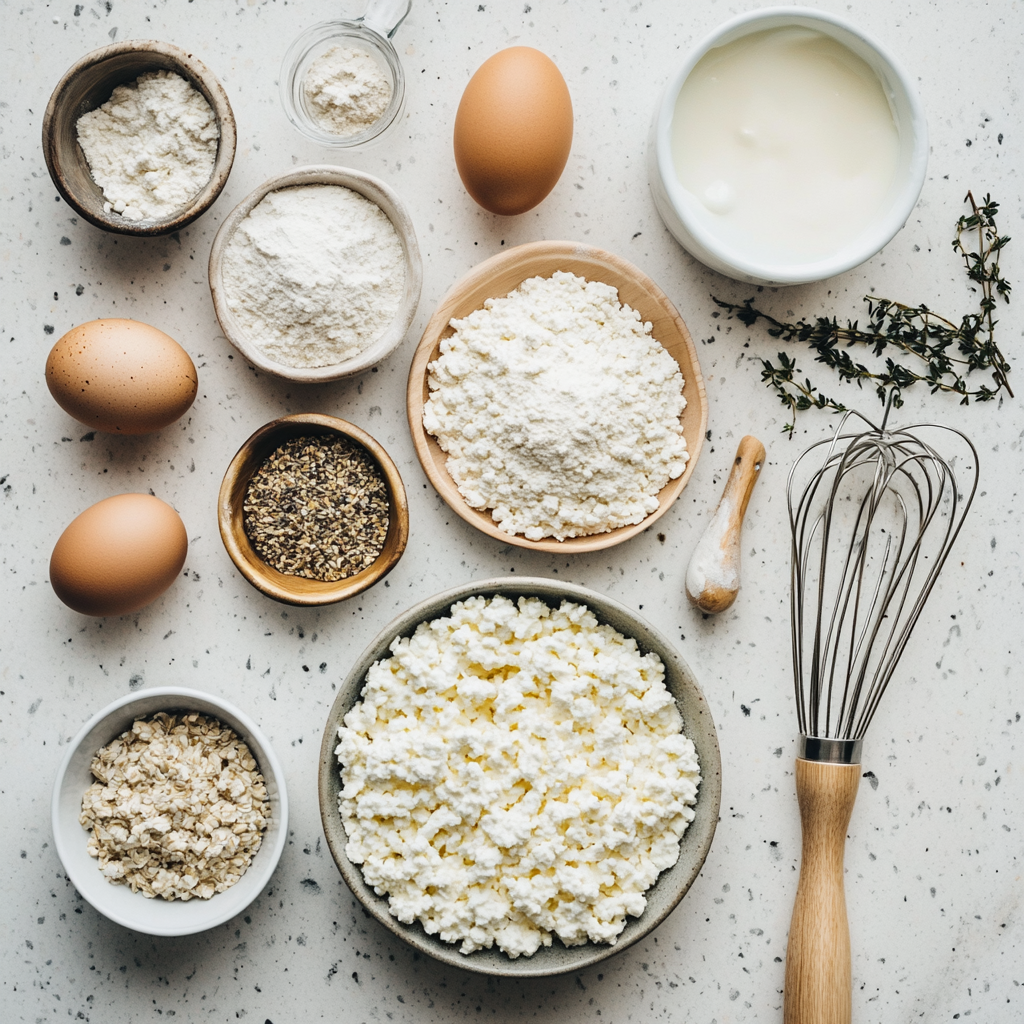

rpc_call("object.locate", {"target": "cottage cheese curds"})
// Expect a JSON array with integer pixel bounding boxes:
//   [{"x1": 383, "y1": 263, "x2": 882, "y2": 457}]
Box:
[{"x1": 336, "y1": 595, "x2": 701, "y2": 958}]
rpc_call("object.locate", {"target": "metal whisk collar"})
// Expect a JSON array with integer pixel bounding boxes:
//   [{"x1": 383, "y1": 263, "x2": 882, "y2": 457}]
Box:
[{"x1": 788, "y1": 405, "x2": 979, "y2": 747}]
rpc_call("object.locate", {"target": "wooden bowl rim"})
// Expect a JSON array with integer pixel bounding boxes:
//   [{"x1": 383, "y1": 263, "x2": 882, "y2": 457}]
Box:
[
  {"x1": 42, "y1": 39, "x2": 236, "y2": 237},
  {"x1": 207, "y1": 165, "x2": 423, "y2": 382},
  {"x1": 406, "y1": 241, "x2": 708, "y2": 553},
  {"x1": 217, "y1": 413, "x2": 409, "y2": 606}
]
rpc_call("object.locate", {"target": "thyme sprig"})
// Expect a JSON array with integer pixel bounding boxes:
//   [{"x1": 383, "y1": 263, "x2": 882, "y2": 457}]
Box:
[{"x1": 713, "y1": 192, "x2": 1012, "y2": 433}]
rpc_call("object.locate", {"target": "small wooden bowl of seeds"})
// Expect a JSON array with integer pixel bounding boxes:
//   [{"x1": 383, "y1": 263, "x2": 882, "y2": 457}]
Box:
[{"x1": 218, "y1": 413, "x2": 409, "y2": 606}]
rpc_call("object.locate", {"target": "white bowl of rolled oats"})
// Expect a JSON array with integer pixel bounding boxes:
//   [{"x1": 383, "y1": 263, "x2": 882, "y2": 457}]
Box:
[{"x1": 51, "y1": 687, "x2": 288, "y2": 936}]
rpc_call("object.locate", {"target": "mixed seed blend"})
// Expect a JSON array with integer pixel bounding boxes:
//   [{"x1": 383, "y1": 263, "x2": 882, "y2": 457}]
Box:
[{"x1": 243, "y1": 435, "x2": 390, "y2": 581}]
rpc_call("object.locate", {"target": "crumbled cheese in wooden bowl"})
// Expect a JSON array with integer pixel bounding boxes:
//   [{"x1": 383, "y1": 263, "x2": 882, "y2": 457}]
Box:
[
  {"x1": 336, "y1": 595, "x2": 701, "y2": 958},
  {"x1": 422, "y1": 271, "x2": 688, "y2": 541},
  {"x1": 80, "y1": 712, "x2": 268, "y2": 901}
]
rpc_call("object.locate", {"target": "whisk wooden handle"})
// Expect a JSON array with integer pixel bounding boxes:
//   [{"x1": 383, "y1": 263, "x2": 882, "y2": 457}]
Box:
[{"x1": 784, "y1": 759, "x2": 861, "y2": 1024}]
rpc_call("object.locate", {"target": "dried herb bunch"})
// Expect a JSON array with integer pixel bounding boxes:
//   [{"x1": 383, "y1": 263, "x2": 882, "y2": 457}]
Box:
[{"x1": 713, "y1": 192, "x2": 1012, "y2": 433}]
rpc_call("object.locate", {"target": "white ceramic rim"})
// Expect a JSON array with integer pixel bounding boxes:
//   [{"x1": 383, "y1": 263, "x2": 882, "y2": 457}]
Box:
[
  {"x1": 50, "y1": 686, "x2": 289, "y2": 937},
  {"x1": 208, "y1": 165, "x2": 423, "y2": 382},
  {"x1": 279, "y1": 21, "x2": 406, "y2": 148},
  {"x1": 652, "y1": 6, "x2": 929, "y2": 285}
]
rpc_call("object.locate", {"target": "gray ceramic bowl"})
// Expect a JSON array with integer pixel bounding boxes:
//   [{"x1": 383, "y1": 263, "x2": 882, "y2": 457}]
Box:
[
  {"x1": 52, "y1": 686, "x2": 288, "y2": 936},
  {"x1": 318, "y1": 577, "x2": 722, "y2": 976},
  {"x1": 42, "y1": 40, "x2": 236, "y2": 237}
]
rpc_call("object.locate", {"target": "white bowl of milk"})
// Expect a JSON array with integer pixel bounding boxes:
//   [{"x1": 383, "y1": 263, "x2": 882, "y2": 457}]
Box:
[{"x1": 649, "y1": 7, "x2": 927, "y2": 286}]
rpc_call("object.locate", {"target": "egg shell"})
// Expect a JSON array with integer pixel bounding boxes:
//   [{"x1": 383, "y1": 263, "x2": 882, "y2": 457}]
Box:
[
  {"x1": 453, "y1": 47, "x2": 573, "y2": 216},
  {"x1": 50, "y1": 493, "x2": 188, "y2": 616},
  {"x1": 46, "y1": 319, "x2": 198, "y2": 434}
]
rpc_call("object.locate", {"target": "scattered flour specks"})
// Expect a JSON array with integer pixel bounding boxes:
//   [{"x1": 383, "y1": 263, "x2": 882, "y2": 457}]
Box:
[
  {"x1": 422, "y1": 272, "x2": 688, "y2": 540},
  {"x1": 336, "y1": 594, "x2": 701, "y2": 958}
]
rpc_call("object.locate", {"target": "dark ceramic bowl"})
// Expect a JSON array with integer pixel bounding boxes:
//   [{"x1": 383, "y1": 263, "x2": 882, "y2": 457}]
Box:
[
  {"x1": 42, "y1": 40, "x2": 236, "y2": 236},
  {"x1": 318, "y1": 577, "x2": 722, "y2": 976}
]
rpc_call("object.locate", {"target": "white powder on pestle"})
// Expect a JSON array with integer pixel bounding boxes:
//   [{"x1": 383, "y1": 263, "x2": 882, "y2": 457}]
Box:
[
  {"x1": 303, "y1": 46, "x2": 392, "y2": 137},
  {"x1": 220, "y1": 184, "x2": 406, "y2": 369},
  {"x1": 76, "y1": 70, "x2": 218, "y2": 221},
  {"x1": 684, "y1": 494, "x2": 739, "y2": 599}
]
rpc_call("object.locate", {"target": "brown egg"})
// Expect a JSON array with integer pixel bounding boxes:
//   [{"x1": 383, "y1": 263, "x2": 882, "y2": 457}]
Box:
[
  {"x1": 46, "y1": 318, "x2": 198, "y2": 434},
  {"x1": 50, "y1": 493, "x2": 188, "y2": 616},
  {"x1": 454, "y1": 47, "x2": 573, "y2": 216}
]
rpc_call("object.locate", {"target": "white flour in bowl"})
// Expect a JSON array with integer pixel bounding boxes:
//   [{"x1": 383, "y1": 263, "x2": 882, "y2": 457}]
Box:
[
  {"x1": 220, "y1": 184, "x2": 406, "y2": 369},
  {"x1": 76, "y1": 70, "x2": 218, "y2": 221},
  {"x1": 423, "y1": 272, "x2": 688, "y2": 540}
]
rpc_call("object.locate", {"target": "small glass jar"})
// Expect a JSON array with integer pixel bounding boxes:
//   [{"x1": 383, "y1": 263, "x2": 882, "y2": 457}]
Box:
[{"x1": 280, "y1": 0, "x2": 410, "y2": 148}]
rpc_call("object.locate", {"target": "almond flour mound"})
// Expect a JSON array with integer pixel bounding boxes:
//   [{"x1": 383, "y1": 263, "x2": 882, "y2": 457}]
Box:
[
  {"x1": 423, "y1": 272, "x2": 688, "y2": 540},
  {"x1": 80, "y1": 712, "x2": 268, "y2": 901},
  {"x1": 220, "y1": 184, "x2": 406, "y2": 368}
]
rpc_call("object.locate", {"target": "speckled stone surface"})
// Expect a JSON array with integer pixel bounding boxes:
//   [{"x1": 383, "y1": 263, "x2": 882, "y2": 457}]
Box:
[{"x1": 2, "y1": 1, "x2": 1021, "y2": 1021}]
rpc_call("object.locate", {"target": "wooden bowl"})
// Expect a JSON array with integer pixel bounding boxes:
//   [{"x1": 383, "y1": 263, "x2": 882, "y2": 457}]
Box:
[
  {"x1": 318, "y1": 577, "x2": 722, "y2": 976},
  {"x1": 407, "y1": 241, "x2": 708, "y2": 553},
  {"x1": 208, "y1": 166, "x2": 422, "y2": 382},
  {"x1": 42, "y1": 40, "x2": 236, "y2": 236},
  {"x1": 218, "y1": 414, "x2": 409, "y2": 606}
]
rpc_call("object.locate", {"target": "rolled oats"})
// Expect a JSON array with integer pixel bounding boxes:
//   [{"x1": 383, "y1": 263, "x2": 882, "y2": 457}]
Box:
[{"x1": 80, "y1": 712, "x2": 269, "y2": 901}]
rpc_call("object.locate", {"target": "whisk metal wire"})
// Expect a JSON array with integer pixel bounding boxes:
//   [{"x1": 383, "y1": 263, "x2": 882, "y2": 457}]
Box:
[{"x1": 788, "y1": 405, "x2": 979, "y2": 743}]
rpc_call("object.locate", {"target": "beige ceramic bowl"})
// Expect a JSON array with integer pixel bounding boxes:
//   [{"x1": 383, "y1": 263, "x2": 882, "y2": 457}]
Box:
[
  {"x1": 318, "y1": 576, "x2": 722, "y2": 976},
  {"x1": 42, "y1": 40, "x2": 236, "y2": 236},
  {"x1": 407, "y1": 241, "x2": 707, "y2": 553},
  {"x1": 218, "y1": 413, "x2": 409, "y2": 606},
  {"x1": 208, "y1": 166, "x2": 423, "y2": 383}
]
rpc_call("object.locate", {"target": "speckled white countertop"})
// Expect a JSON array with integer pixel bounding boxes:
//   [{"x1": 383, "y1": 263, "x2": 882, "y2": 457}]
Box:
[{"x1": 3, "y1": 1, "x2": 1021, "y2": 1020}]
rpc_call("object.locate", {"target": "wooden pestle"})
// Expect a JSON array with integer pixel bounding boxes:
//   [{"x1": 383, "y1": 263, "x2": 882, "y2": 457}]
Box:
[{"x1": 685, "y1": 435, "x2": 765, "y2": 613}]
